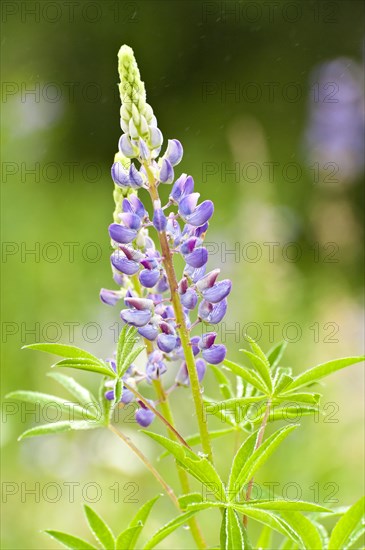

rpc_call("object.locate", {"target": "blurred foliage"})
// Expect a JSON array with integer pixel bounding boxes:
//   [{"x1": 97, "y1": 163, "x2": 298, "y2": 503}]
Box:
[{"x1": 1, "y1": 0, "x2": 364, "y2": 548}]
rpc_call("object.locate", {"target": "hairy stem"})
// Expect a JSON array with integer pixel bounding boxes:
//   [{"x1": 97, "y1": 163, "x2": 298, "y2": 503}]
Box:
[
  {"x1": 243, "y1": 399, "x2": 272, "y2": 527},
  {"x1": 108, "y1": 424, "x2": 179, "y2": 508},
  {"x1": 145, "y1": 165, "x2": 213, "y2": 463}
]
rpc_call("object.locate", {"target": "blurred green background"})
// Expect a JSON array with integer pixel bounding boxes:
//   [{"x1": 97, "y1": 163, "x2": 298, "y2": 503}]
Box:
[{"x1": 1, "y1": 0, "x2": 364, "y2": 548}]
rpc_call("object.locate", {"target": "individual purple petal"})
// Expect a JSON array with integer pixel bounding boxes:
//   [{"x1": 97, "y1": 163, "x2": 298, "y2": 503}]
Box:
[
  {"x1": 198, "y1": 299, "x2": 227, "y2": 324},
  {"x1": 112, "y1": 270, "x2": 124, "y2": 286},
  {"x1": 175, "y1": 362, "x2": 189, "y2": 385},
  {"x1": 104, "y1": 389, "x2": 115, "y2": 400},
  {"x1": 111, "y1": 251, "x2": 139, "y2": 275},
  {"x1": 100, "y1": 288, "x2": 122, "y2": 306},
  {"x1": 118, "y1": 244, "x2": 144, "y2": 262},
  {"x1": 135, "y1": 403, "x2": 155, "y2": 427},
  {"x1": 119, "y1": 212, "x2": 141, "y2": 230},
  {"x1": 180, "y1": 237, "x2": 199, "y2": 255},
  {"x1": 164, "y1": 139, "x2": 183, "y2": 166},
  {"x1": 139, "y1": 138, "x2": 150, "y2": 160},
  {"x1": 199, "y1": 332, "x2": 217, "y2": 350},
  {"x1": 119, "y1": 134, "x2": 137, "y2": 158},
  {"x1": 184, "y1": 200, "x2": 214, "y2": 227},
  {"x1": 159, "y1": 158, "x2": 174, "y2": 184},
  {"x1": 129, "y1": 194, "x2": 146, "y2": 219},
  {"x1": 184, "y1": 247, "x2": 208, "y2": 268},
  {"x1": 170, "y1": 174, "x2": 188, "y2": 202},
  {"x1": 153, "y1": 208, "x2": 167, "y2": 232},
  {"x1": 195, "y1": 222, "x2": 209, "y2": 237},
  {"x1": 196, "y1": 269, "x2": 221, "y2": 291},
  {"x1": 121, "y1": 308, "x2": 152, "y2": 327},
  {"x1": 179, "y1": 193, "x2": 200, "y2": 217},
  {"x1": 146, "y1": 351, "x2": 167, "y2": 381},
  {"x1": 122, "y1": 198, "x2": 134, "y2": 213},
  {"x1": 157, "y1": 333, "x2": 178, "y2": 353},
  {"x1": 149, "y1": 127, "x2": 163, "y2": 149},
  {"x1": 196, "y1": 358, "x2": 207, "y2": 381},
  {"x1": 180, "y1": 288, "x2": 198, "y2": 309},
  {"x1": 184, "y1": 264, "x2": 207, "y2": 283},
  {"x1": 138, "y1": 323, "x2": 159, "y2": 341},
  {"x1": 129, "y1": 164, "x2": 144, "y2": 188},
  {"x1": 156, "y1": 274, "x2": 169, "y2": 293},
  {"x1": 111, "y1": 162, "x2": 131, "y2": 187},
  {"x1": 166, "y1": 214, "x2": 181, "y2": 245},
  {"x1": 124, "y1": 297, "x2": 154, "y2": 311},
  {"x1": 139, "y1": 268, "x2": 160, "y2": 288},
  {"x1": 202, "y1": 279, "x2": 232, "y2": 303},
  {"x1": 109, "y1": 223, "x2": 137, "y2": 244},
  {"x1": 121, "y1": 388, "x2": 134, "y2": 404},
  {"x1": 202, "y1": 344, "x2": 226, "y2": 365},
  {"x1": 190, "y1": 336, "x2": 201, "y2": 356}
]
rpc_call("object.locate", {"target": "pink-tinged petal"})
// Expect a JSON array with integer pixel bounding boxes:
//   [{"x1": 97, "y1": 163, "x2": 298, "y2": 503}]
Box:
[
  {"x1": 199, "y1": 332, "x2": 217, "y2": 350},
  {"x1": 100, "y1": 288, "x2": 122, "y2": 306},
  {"x1": 124, "y1": 297, "x2": 154, "y2": 311},
  {"x1": 196, "y1": 269, "x2": 221, "y2": 291},
  {"x1": 111, "y1": 252, "x2": 139, "y2": 275},
  {"x1": 198, "y1": 299, "x2": 227, "y2": 324},
  {"x1": 180, "y1": 288, "x2": 198, "y2": 310}
]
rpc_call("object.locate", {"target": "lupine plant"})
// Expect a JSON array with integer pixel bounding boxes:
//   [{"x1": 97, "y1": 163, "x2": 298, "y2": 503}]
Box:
[{"x1": 7, "y1": 46, "x2": 365, "y2": 550}]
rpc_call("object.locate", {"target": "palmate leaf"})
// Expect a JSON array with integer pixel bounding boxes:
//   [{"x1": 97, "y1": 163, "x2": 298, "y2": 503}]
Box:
[
  {"x1": 220, "y1": 508, "x2": 246, "y2": 550},
  {"x1": 84, "y1": 505, "x2": 115, "y2": 550},
  {"x1": 116, "y1": 495, "x2": 160, "y2": 550},
  {"x1": 53, "y1": 358, "x2": 116, "y2": 378},
  {"x1": 240, "y1": 349, "x2": 273, "y2": 393},
  {"x1": 47, "y1": 372, "x2": 99, "y2": 408},
  {"x1": 142, "y1": 431, "x2": 226, "y2": 501},
  {"x1": 18, "y1": 420, "x2": 99, "y2": 440},
  {"x1": 223, "y1": 359, "x2": 268, "y2": 394},
  {"x1": 267, "y1": 341, "x2": 288, "y2": 369},
  {"x1": 280, "y1": 511, "x2": 323, "y2": 549},
  {"x1": 285, "y1": 356, "x2": 365, "y2": 392},
  {"x1": 45, "y1": 530, "x2": 97, "y2": 550},
  {"x1": 328, "y1": 496, "x2": 365, "y2": 550},
  {"x1": 6, "y1": 391, "x2": 98, "y2": 420},
  {"x1": 23, "y1": 343, "x2": 103, "y2": 364},
  {"x1": 228, "y1": 425, "x2": 298, "y2": 501}
]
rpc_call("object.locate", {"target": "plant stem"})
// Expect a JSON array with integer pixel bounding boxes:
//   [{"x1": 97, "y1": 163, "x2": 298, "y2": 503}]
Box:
[
  {"x1": 243, "y1": 398, "x2": 272, "y2": 527},
  {"x1": 108, "y1": 424, "x2": 179, "y2": 508},
  {"x1": 145, "y1": 165, "x2": 213, "y2": 464}
]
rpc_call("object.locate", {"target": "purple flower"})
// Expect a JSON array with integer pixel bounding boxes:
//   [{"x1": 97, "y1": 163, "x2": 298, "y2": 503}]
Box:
[
  {"x1": 196, "y1": 269, "x2": 220, "y2": 291},
  {"x1": 139, "y1": 268, "x2": 160, "y2": 288},
  {"x1": 170, "y1": 174, "x2": 194, "y2": 203},
  {"x1": 202, "y1": 344, "x2": 226, "y2": 364},
  {"x1": 119, "y1": 134, "x2": 137, "y2": 158},
  {"x1": 146, "y1": 351, "x2": 167, "y2": 381},
  {"x1": 138, "y1": 323, "x2": 159, "y2": 341},
  {"x1": 184, "y1": 264, "x2": 207, "y2": 283},
  {"x1": 180, "y1": 288, "x2": 198, "y2": 309},
  {"x1": 109, "y1": 223, "x2": 137, "y2": 244},
  {"x1": 135, "y1": 401, "x2": 155, "y2": 427},
  {"x1": 198, "y1": 299, "x2": 227, "y2": 324},
  {"x1": 104, "y1": 389, "x2": 115, "y2": 400},
  {"x1": 184, "y1": 247, "x2": 208, "y2": 268},
  {"x1": 199, "y1": 332, "x2": 217, "y2": 350},
  {"x1": 202, "y1": 280, "x2": 232, "y2": 303},
  {"x1": 111, "y1": 251, "x2": 139, "y2": 275},
  {"x1": 153, "y1": 208, "x2": 167, "y2": 232},
  {"x1": 164, "y1": 139, "x2": 183, "y2": 166},
  {"x1": 175, "y1": 358, "x2": 207, "y2": 386},
  {"x1": 121, "y1": 308, "x2": 152, "y2": 327},
  {"x1": 159, "y1": 159, "x2": 174, "y2": 184},
  {"x1": 124, "y1": 297, "x2": 154, "y2": 310},
  {"x1": 179, "y1": 193, "x2": 214, "y2": 227},
  {"x1": 157, "y1": 333, "x2": 178, "y2": 353},
  {"x1": 100, "y1": 288, "x2": 122, "y2": 306}
]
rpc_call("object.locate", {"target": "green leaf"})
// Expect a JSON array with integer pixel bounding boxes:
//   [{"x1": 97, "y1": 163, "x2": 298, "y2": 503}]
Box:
[
  {"x1": 160, "y1": 428, "x2": 236, "y2": 459},
  {"x1": 227, "y1": 431, "x2": 257, "y2": 496},
  {"x1": 23, "y1": 343, "x2": 103, "y2": 364},
  {"x1": 118, "y1": 345, "x2": 145, "y2": 378},
  {"x1": 45, "y1": 530, "x2": 97, "y2": 549},
  {"x1": 232, "y1": 506, "x2": 298, "y2": 543},
  {"x1": 223, "y1": 359, "x2": 268, "y2": 394},
  {"x1": 203, "y1": 397, "x2": 238, "y2": 427},
  {"x1": 178, "y1": 493, "x2": 203, "y2": 510},
  {"x1": 6, "y1": 391, "x2": 98, "y2": 420},
  {"x1": 53, "y1": 358, "x2": 116, "y2": 378},
  {"x1": 246, "y1": 499, "x2": 331, "y2": 513},
  {"x1": 116, "y1": 326, "x2": 142, "y2": 377},
  {"x1": 47, "y1": 372, "x2": 99, "y2": 408},
  {"x1": 286, "y1": 356, "x2": 365, "y2": 391},
  {"x1": 256, "y1": 525, "x2": 273, "y2": 549},
  {"x1": 220, "y1": 508, "x2": 245, "y2": 550},
  {"x1": 228, "y1": 424, "x2": 298, "y2": 501},
  {"x1": 84, "y1": 505, "x2": 115, "y2": 550},
  {"x1": 280, "y1": 511, "x2": 323, "y2": 549},
  {"x1": 328, "y1": 496, "x2": 365, "y2": 550},
  {"x1": 123, "y1": 495, "x2": 160, "y2": 549},
  {"x1": 273, "y1": 368, "x2": 294, "y2": 394},
  {"x1": 142, "y1": 431, "x2": 226, "y2": 501},
  {"x1": 240, "y1": 349, "x2": 273, "y2": 392},
  {"x1": 267, "y1": 341, "x2": 287, "y2": 369},
  {"x1": 18, "y1": 420, "x2": 98, "y2": 440},
  {"x1": 143, "y1": 510, "x2": 199, "y2": 549},
  {"x1": 251, "y1": 406, "x2": 319, "y2": 429},
  {"x1": 116, "y1": 527, "x2": 141, "y2": 550},
  {"x1": 275, "y1": 392, "x2": 321, "y2": 406},
  {"x1": 210, "y1": 364, "x2": 234, "y2": 399}
]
